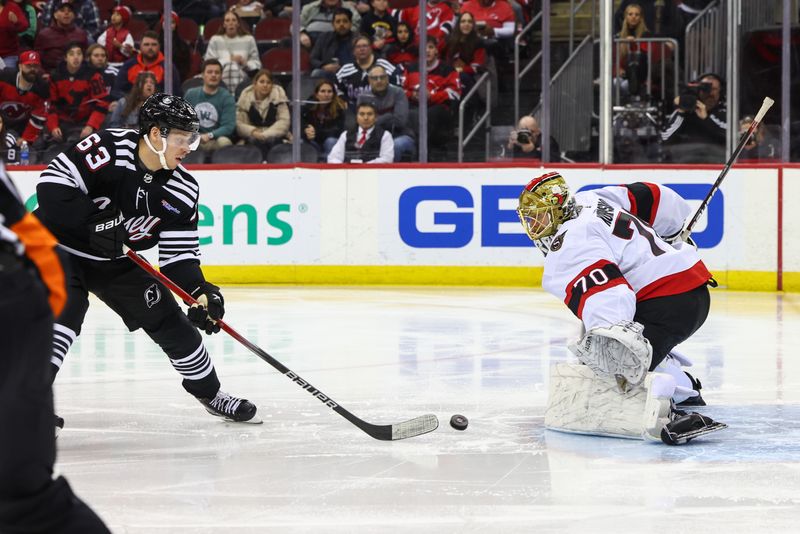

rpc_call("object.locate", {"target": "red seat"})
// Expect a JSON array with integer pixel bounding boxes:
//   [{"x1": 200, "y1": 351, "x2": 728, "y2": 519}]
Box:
[
  {"x1": 391, "y1": 0, "x2": 418, "y2": 9},
  {"x1": 95, "y1": 0, "x2": 116, "y2": 20},
  {"x1": 260, "y1": 47, "x2": 310, "y2": 75},
  {"x1": 133, "y1": 0, "x2": 164, "y2": 15},
  {"x1": 254, "y1": 18, "x2": 291, "y2": 45},
  {"x1": 128, "y1": 17, "x2": 151, "y2": 43},
  {"x1": 188, "y1": 51, "x2": 203, "y2": 78},
  {"x1": 177, "y1": 17, "x2": 200, "y2": 45},
  {"x1": 203, "y1": 17, "x2": 224, "y2": 42}
]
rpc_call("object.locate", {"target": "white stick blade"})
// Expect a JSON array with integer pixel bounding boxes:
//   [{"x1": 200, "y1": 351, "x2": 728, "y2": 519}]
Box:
[
  {"x1": 391, "y1": 414, "x2": 439, "y2": 440},
  {"x1": 753, "y1": 97, "x2": 775, "y2": 123}
]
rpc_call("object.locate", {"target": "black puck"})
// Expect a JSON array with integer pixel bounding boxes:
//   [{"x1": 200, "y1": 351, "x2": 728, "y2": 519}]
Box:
[{"x1": 450, "y1": 414, "x2": 468, "y2": 431}]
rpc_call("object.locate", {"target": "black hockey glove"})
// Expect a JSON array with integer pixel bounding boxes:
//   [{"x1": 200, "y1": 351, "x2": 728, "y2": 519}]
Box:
[
  {"x1": 87, "y1": 210, "x2": 125, "y2": 259},
  {"x1": 188, "y1": 282, "x2": 225, "y2": 334}
]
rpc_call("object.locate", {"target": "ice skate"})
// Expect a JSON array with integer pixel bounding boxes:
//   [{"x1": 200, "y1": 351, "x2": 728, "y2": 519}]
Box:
[
  {"x1": 198, "y1": 390, "x2": 262, "y2": 424},
  {"x1": 675, "y1": 372, "x2": 707, "y2": 407}
]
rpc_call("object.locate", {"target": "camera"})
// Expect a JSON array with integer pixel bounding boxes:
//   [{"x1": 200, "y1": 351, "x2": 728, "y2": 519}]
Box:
[
  {"x1": 678, "y1": 81, "x2": 712, "y2": 111},
  {"x1": 516, "y1": 129, "x2": 532, "y2": 144}
]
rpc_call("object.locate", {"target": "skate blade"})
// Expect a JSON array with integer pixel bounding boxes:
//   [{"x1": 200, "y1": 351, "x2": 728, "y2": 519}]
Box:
[{"x1": 661, "y1": 420, "x2": 727, "y2": 445}]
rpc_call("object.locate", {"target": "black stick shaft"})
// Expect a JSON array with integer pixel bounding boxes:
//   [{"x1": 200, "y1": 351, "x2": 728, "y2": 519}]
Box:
[
  {"x1": 682, "y1": 97, "x2": 774, "y2": 239},
  {"x1": 122, "y1": 247, "x2": 436, "y2": 440}
]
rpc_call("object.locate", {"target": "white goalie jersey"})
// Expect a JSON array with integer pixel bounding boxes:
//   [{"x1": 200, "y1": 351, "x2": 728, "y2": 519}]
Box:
[{"x1": 541, "y1": 183, "x2": 712, "y2": 331}]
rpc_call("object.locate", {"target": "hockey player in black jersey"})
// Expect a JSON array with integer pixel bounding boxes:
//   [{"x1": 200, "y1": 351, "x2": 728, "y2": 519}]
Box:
[{"x1": 34, "y1": 93, "x2": 260, "y2": 427}]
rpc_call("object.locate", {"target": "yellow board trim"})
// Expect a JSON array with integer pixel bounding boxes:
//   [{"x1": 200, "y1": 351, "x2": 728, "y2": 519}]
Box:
[{"x1": 202, "y1": 265, "x2": 784, "y2": 291}]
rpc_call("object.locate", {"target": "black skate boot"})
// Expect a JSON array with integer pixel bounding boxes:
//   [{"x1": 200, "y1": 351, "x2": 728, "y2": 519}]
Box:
[
  {"x1": 198, "y1": 390, "x2": 261, "y2": 424},
  {"x1": 675, "y1": 372, "x2": 706, "y2": 407},
  {"x1": 660, "y1": 408, "x2": 726, "y2": 445}
]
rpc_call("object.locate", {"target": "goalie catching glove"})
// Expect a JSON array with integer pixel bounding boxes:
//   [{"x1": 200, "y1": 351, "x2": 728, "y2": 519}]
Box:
[
  {"x1": 188, "y1": 282, "x2": 225, "y2": 334},
  {"x1": 569, "y1": 320, "x2": 653, "y2": 391}
]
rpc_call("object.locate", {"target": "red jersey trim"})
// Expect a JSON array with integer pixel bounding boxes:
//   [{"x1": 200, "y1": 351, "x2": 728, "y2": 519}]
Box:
[
  {"x1": 636, "y1": 260, "x2": 712, "y2": 301},
  {"x1": 564, "y1": 259, "x2": 633, "y2": 319}
]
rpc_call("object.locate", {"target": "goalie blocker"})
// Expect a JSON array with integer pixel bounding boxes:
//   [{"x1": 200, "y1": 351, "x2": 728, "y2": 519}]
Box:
[{"x1": 545, "y1": 363, "x2": 726, "y2": 445}]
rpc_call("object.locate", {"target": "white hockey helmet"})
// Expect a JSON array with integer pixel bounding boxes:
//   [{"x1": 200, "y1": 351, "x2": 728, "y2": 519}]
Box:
[{"x1": 517, "y1": 171, "x2": 576, "y2": 241}]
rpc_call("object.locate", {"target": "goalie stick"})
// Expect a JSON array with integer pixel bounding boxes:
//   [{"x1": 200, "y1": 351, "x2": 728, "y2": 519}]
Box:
[
  {"x1": 681, "y1": 96, "x2": 775, "y2": 240},
  {"x1": 123, "y1": 246, "x2": 439, "y2": 441}
]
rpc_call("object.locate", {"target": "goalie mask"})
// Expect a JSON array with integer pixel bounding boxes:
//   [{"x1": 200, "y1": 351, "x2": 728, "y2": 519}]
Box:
[{"x1": 517, "y1": 172, "x2": 576, "y2": 249}]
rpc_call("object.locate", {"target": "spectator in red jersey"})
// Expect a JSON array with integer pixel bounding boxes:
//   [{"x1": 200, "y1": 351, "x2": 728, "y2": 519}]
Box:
[
  {"x1": 96, "y1": 5, "x2": 134, "y2": 66},
  {"x1": 34, "y1": 1, "x2": 89, "y2": 73},
  {"x1": 0, "y1": 0, "x2": 29, "y2": 70},
  {"x1": 394, "y1": 0, "x2": 455, "y2": 51},
  {"x1": 461, "y1": 0, "x2": 515, "y2": 41},
  {"x1": 47, "y1": 42, "x2": 109, "y2": 144},
  {"x1": 446, "y1": 12, "x2": 487, "y2": 93},
  {"x1": 403, "y1": 37, "x2": 461, "y2": 160},
  {"x1": 111, "y1": 31, "x2": 182, "y2": 100},
  {"x1": 0, "y1": 51, "x2": 50, "y2": 151},
  {"x1": 384, "y1": 21, "x2": 417, "y2": 70}
]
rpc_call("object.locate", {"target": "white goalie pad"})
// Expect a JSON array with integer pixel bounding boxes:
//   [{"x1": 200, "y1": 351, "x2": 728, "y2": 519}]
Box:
[
  {"x1": 544, "y1": 363, "x2": 675, "y2": 440},
  {"x1": 568, "y1": 321, "x2": 653, "y2": 389}
]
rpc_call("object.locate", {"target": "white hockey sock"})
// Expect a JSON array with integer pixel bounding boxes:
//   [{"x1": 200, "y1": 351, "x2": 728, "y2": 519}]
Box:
[
  {"x1": 169, "y1": 342, "x2": 215, "y2": 381},
  {"x1": 51, "y1": 323, "x2": 77, "y2": 369},
  {"x1": 655, "y1": 354, "x2": 697, "y2": 403}
]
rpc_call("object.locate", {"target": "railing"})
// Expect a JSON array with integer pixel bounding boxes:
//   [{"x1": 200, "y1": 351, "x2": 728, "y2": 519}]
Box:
[
  {"x1": 741, "y1": 0, "x2": 799, "y2": 31},
  {"x1": 612, "y1": 37, "x2": 680, "y2": 107},
  {"x1": 457, "y1": 72, "x2": 492, "y2": 163},
  {"x1": 513, "y1": 10, "x2": 543, "y2": 122},
  {"x1": 532, "y1": 35, "x2": 593, "y2": 153},
  {"x1": 568, "y1": 0, "x2": 596, "y2": 54},
  {"x1": 684, "y1": 0, "x2": 725, "y2": 82}
]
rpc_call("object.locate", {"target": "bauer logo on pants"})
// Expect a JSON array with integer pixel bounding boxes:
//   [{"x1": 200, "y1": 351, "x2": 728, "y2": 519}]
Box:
[{"x1": 144, "y1": 284, "x2": 161, "y2": 308}]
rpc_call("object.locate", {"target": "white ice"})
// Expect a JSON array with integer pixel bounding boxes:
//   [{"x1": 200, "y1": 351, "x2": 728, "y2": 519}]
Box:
[{"x1": 54, "y1": 287, "x2": 800, "y2": 533}]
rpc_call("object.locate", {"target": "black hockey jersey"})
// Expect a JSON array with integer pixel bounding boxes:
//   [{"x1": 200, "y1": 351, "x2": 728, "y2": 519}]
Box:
[{"x1": 34, "y1": 128, "x2": 207, "y2": 292}]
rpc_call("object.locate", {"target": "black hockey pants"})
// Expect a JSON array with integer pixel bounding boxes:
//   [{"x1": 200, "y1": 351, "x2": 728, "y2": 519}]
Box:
[
  {"x1": 51, "y1": 254, "x2": 221, "y2": 399},
  {"x1": 0, "y1": 258, "x2": 109, "y2": 533},
  {"x1": 634, "y1": 282, "x2": 711, "y2": 370}
]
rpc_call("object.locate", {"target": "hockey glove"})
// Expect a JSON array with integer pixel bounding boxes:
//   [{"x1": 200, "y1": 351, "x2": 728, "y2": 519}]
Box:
[
  {"x1": 188, "y1": 282, "x2": 225, "y2": 334},
  {"x1": 87, "y1": 210, "x2": 126, "y2": 259}
]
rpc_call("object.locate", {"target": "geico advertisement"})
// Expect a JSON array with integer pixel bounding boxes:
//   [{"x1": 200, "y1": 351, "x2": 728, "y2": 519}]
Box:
[
  {"x1": 377, "y1": 167, "x2": 776, "y2": 270},
  {"x1": 10, "y1": 166, "x2": 776, "y2": 270}
]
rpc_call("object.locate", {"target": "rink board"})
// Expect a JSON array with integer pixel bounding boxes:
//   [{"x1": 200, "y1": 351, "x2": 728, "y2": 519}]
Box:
[{"x1": 11, "y1": 165, "x2": 783, "y2": 289}]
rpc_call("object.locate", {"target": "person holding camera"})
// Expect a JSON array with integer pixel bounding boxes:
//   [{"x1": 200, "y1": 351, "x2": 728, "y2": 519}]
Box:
[
  {"x1": 660, "y1": 73, "x2": 727, "y2": 163},
  {"x1": 507, "y1": 115, "x2": 561, "y2": 161}
]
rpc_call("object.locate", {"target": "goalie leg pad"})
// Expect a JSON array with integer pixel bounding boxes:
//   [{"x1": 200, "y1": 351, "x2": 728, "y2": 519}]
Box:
[
  {"x1": 654, "y1": 355, "x2": 699, "y2": 404},
  {"x1": 569, "y1": 321, "x2": 653, "y2": 389},
  {"x1": 545, "y1": 363, "x2": 674, "y2": 440}
]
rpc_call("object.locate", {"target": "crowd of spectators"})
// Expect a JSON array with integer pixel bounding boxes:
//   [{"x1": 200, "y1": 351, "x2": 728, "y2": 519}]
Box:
[{"x1": 0, "y1": 0, "x2": 793, "y2": 165}]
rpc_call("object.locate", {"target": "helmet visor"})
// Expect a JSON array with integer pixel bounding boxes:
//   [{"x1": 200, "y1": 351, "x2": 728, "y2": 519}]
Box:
[{"x1": 166, "y1": 130, "x2": 201, "y2": 151}]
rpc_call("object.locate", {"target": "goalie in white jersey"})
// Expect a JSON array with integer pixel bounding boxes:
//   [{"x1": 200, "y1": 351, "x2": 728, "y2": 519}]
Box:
[{"x1": 517, "y1": 172, "x2": 726, "y2": 445}]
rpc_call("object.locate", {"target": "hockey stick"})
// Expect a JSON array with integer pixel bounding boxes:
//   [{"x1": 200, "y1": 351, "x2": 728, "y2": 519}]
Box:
[
  {"x1": 122, "y1": 246, "x2": 439, "y2": 441},
  {"x1": 680, "y1": 96, "x2": 774, "y2": 240}
]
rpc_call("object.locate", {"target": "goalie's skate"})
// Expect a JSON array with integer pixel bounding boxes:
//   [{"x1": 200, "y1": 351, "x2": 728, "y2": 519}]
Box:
[
  {"x1": 660, "y1": 410, "x2": 727, "y2": 445},
  {"x1": 675, "y1": 372, "x2": 706, "y2": 407},
  {"x1": 198, "y1": 390, "x2": 262, "y2": 424}
]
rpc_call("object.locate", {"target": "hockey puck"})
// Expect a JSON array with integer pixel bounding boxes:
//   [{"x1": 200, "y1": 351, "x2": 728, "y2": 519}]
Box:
[{"x1": 450, "y1": 414, "x2": 468, "y2": 431}]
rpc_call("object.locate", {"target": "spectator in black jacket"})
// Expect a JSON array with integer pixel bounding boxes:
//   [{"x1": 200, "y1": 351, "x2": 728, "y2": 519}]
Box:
[
  {"x1": 660, "y1": 72, "x2": 726, "y2": 163},
  {"x1": 302, "y1": 79, "x2": 348, "y2": 158},
  {"x1": 310, "y1": 7, "x2": 356, "y2": 79},
  {"x1": 506, "y1": 115, "x2": 561, "y2": 161}
]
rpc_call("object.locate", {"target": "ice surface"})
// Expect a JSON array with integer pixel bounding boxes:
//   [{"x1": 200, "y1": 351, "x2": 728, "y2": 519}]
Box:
[{"x1": 53, "y1": 288, "x2": 800, "y2": 533}]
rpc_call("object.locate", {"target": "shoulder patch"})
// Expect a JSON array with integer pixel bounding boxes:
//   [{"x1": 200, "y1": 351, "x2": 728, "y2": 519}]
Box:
[{"x1": 550, "y1": 230, "x2": 566, "y2": 252}]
